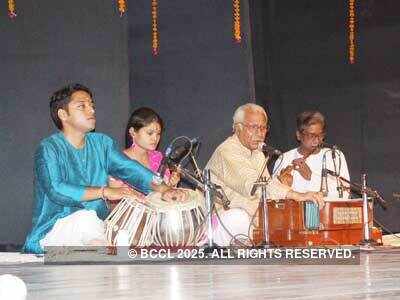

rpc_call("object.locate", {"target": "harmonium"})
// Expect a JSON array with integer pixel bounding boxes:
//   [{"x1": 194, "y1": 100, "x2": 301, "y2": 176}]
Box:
[{"x1": 252, "y1": 198, "x2": 383, "y2": 247}]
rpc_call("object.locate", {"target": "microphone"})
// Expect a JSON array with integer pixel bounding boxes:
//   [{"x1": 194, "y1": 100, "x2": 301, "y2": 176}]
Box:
[
  {"x1": 258, "y1": 142, "x2": 282, "y2": 156},
  {"x1": 158, "y1": 136, "x2": 200, "y2": 178},
  {"x1": 326, "y1": 169, "x2": 337, "y2": 177},
  {"x1": 172, "y1": 137, "x2": 200, "y2": 164},
  {"x1": 320, "y1": 142, "x2": 338, "y2": 150},
  {"x1": 320, "y1": 152, "x2": 329, "y2": 196},
  {"x1": 190, "y1": 137, "x2": 200, "y2": 148},
  {"x1": 157, "y1": 144, "x2": 174, "y2": 178},
  {"x1": 169, "y1": 145, "x2": 190, "y2": 164},
  {"x1": 320, "y1": 142, "x2": 339, "y2": 160},
  {"x1": 183, "y1": 168, "x2": 229, "y2": 210}
]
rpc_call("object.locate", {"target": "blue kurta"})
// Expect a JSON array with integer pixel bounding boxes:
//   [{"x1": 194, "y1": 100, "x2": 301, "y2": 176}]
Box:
[{"x1": 23, "y1": 132, "x2": 155, "y2": 254}]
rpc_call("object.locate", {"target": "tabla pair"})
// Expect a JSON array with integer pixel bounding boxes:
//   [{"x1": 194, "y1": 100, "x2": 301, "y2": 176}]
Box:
[{"x1": 105, "y1": 189, "x2": 206, "y2": 247}]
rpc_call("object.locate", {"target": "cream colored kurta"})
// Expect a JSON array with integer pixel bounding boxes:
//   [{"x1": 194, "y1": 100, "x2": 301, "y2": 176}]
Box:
[{"x1": 206, "y1": 135, "x2": 291, "y2": 218}]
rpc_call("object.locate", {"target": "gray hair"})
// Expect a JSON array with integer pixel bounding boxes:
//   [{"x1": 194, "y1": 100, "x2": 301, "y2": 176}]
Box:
[
  {"x1": 296, "y1": 110, "x2": 326, "y2": 132},
  {"x1": 232, "y1": 103, "x2": 268, "y2": 131}
]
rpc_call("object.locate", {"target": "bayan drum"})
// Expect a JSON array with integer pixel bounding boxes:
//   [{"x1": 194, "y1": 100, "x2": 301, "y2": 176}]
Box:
[{"x1": 105, "y1": 189, "x2": 205, "y2": 247}]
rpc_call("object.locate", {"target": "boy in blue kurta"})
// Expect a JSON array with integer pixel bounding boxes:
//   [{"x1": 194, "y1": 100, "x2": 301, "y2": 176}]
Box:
[{"x1": 23, "y1": 83, "x2": 185, "y2": 254}]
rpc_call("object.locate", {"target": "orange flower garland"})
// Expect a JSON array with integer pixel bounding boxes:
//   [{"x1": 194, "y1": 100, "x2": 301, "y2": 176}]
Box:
[
  {"x1": 348, "y1": 0, "x2": 356, "y2": 64},
  {"x1": 233, "y1": 0, "x2": 241, "y2": 43},
  {"x1": 117, "y1": 0, "x2": 127, "y2": 17},
  {"x1": 151, "y1": 0, "x2": 159, "y2": 56},
  {"x1": 8, "y1": 0, "x2": 17, "y2": 19}
]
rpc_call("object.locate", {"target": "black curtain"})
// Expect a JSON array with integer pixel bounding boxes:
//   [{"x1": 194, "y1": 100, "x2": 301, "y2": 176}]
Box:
[
  {"x1": 250, "y1": 0, "x2": 400, "y2": 232},
  {"x1": 127, "y1": 0, "x2": 254, "y2": 165},
  {"x1": 0, "y1": 1, "x2": 131, "y2": 248}
]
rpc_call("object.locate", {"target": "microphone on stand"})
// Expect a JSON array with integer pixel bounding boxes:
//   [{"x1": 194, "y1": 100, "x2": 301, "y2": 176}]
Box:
[
  {"x1": 158, "y1": 138, "x2": 195, "y2": 178},
  {"x1": 258, "y1": 142, "x2": 282, "y2": 156},
  {"x1": 320, "y1": 142, "x2": 344, "y2": 197},
  {"x1": 169, "y1": 146, "x2": 190, "y2": 164},
  {"x1": 190, "y1": 137, "x2": 200, "y2": 148},
  {"x1": 320, "y1": 142, "x2": 338, "y2": 149},
  {"x1": 320, "y1": 152, "x2": 329, "y2": 197},
  {"x1": 250, "y1": 143, "x2": 281, "y2": 196},
  {"x1": 179, "y1": 167, "x2": 230, "y2": 209},
  {"x1": 188, "y1": 137, "x2": 202, "y2": 180},
  {"x1": 320, "y1": 142, "x2": 338, "y2": 159},
  {"x1": 157, "y1": 144, "x2": 174, "y2": 178}
]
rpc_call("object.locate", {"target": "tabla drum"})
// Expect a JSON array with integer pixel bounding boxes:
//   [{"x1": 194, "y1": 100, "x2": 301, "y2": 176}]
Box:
[
  {"x1": 105, "y1": 189, "x2": 205, "y2": 247},
  {"x1": 105, "y1": 195, "x2": 155, "y2": 247}
]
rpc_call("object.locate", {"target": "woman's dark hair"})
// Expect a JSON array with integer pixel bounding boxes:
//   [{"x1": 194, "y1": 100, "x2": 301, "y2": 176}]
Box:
[
  {"x1": 296, "y1": 110, "x2": 326, "y2": 133},
  {"x1": 125, "y1": 107, "x2": 164, "y2": 148},
  {"x1": 49, "y1": 83, "x2": 93, "y2": 130}
]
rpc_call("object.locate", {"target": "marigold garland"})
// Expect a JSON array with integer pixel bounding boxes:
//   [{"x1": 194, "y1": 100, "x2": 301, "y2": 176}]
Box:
[
  {"x1": 348, "y1": 0, "x2": 356, "y2": 64},
  {"x1": 117, "y1": 0, "x2": 127, "y2": 17},
  {"x1": 151, "y1": 0, "x2": 159, "y2": 56},
  {"x1": 8, "y1": 0, "x2": 17, "y2": 19},
  {"x1": 233, "y1": 0, "x2": 241, "y2": 43}
]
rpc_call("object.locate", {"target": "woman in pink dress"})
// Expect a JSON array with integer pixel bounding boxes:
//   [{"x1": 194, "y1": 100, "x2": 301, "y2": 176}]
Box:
[{"x1": 108, "y1": 107, "x2": 180, "y2": 207}]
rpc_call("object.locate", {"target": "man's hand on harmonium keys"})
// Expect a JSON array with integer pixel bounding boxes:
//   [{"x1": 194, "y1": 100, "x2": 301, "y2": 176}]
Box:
[
  {"x1": 286, "y1": 190, "x2": 325, "y2": 208},
  {"x1": 302, "y1": 191, "x2": 325, "y2": 208}
]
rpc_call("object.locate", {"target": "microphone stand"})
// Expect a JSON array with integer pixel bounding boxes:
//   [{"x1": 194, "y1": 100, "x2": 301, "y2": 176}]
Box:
[
  {"x1": 189, "y1": 152, "x2": 203, "y2": 180},
  {"x1": 330, "y1": 147, "x2": 344, "y2": 198},
  {"x1": 251, "y1": 156, "x2": 273, "y2": 248},
  {"x1": 325, "y1": 169, "x2": 387, "y2": 208},
  {"x1": 320, "y1": 144, "x2": 344, "y2": 198},
  {"x1": 175, "y1": 166, "x2": 230, "y2": 254},
  {"x1": 360, "y1": 174, "x2": 375, "y2": 246},
  {"x1": 320, "y1": 151, "x2": 329, "y2": 196},
  {"x1": 325, "y1": 169, "x2": 387, "y2": 246},
  {"x1": 177, "y1": 167, "x2": 230, "y2": 210},
  {"x1": 168, "y1": 140, "x2": 230, "y2": 251},
  {"x1": 203, "y1": 169, "x2": 217, "y2": 250},
  {"x1": 188, "y1": 141, "x2": 203, "y2": 180}
]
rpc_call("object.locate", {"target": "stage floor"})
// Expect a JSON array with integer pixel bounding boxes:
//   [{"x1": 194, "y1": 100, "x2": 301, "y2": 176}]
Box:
[{"x1": 2, "y1": 248, "x2": 400, "y2": 300}]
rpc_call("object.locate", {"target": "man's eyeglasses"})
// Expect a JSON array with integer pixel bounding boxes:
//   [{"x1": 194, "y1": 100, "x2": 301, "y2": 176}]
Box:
[
  {"x1": 301, "y1": 130, "x2": 325, "y2": 140},
  {"x1": 241, "y1": 123, "x2": 269, "y2": 133}
]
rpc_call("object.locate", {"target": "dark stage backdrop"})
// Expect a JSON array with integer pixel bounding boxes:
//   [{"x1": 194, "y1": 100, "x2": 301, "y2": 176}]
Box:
[
  {"x1": 127, "y1": 0, "x2": 254, "y2": 164},
  {"x1": 249, "y1": 0, "x2": 400, "y2": 232},
  {"x1": 0, "y1": 1, "x2": 131, "y2": 247},
  {"x1": 0, "y1": 0, "x2": 255, "y2": 247},
  {"x1": 1, "y1": 0, "x2": 399, "y2": 247}
]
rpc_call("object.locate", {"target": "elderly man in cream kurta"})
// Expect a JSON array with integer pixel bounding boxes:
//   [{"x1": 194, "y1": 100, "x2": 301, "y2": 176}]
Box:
[{"x1": 206, "y1": 103, "x2": 324, "y2": 246}]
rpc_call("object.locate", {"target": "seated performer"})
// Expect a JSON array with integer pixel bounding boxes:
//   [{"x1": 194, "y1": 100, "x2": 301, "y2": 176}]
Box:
[
  {"x1": 23, "y1": 83, "x2": 185, "y2": 254},
  {"x1": 206, "y1": 103, "x2": 324, "y2": 246},
  {"x1": 108, "y1": 107, "x2": 180, "y2": 197},
  {"x1": 273, "y1": 110, "x2": 350, "y2": 198}
]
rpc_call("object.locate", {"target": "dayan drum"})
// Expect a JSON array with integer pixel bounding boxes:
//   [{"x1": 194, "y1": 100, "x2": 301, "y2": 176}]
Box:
[{"x1": 105, "y1": 189, "x2": 206, "y2": 247}]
